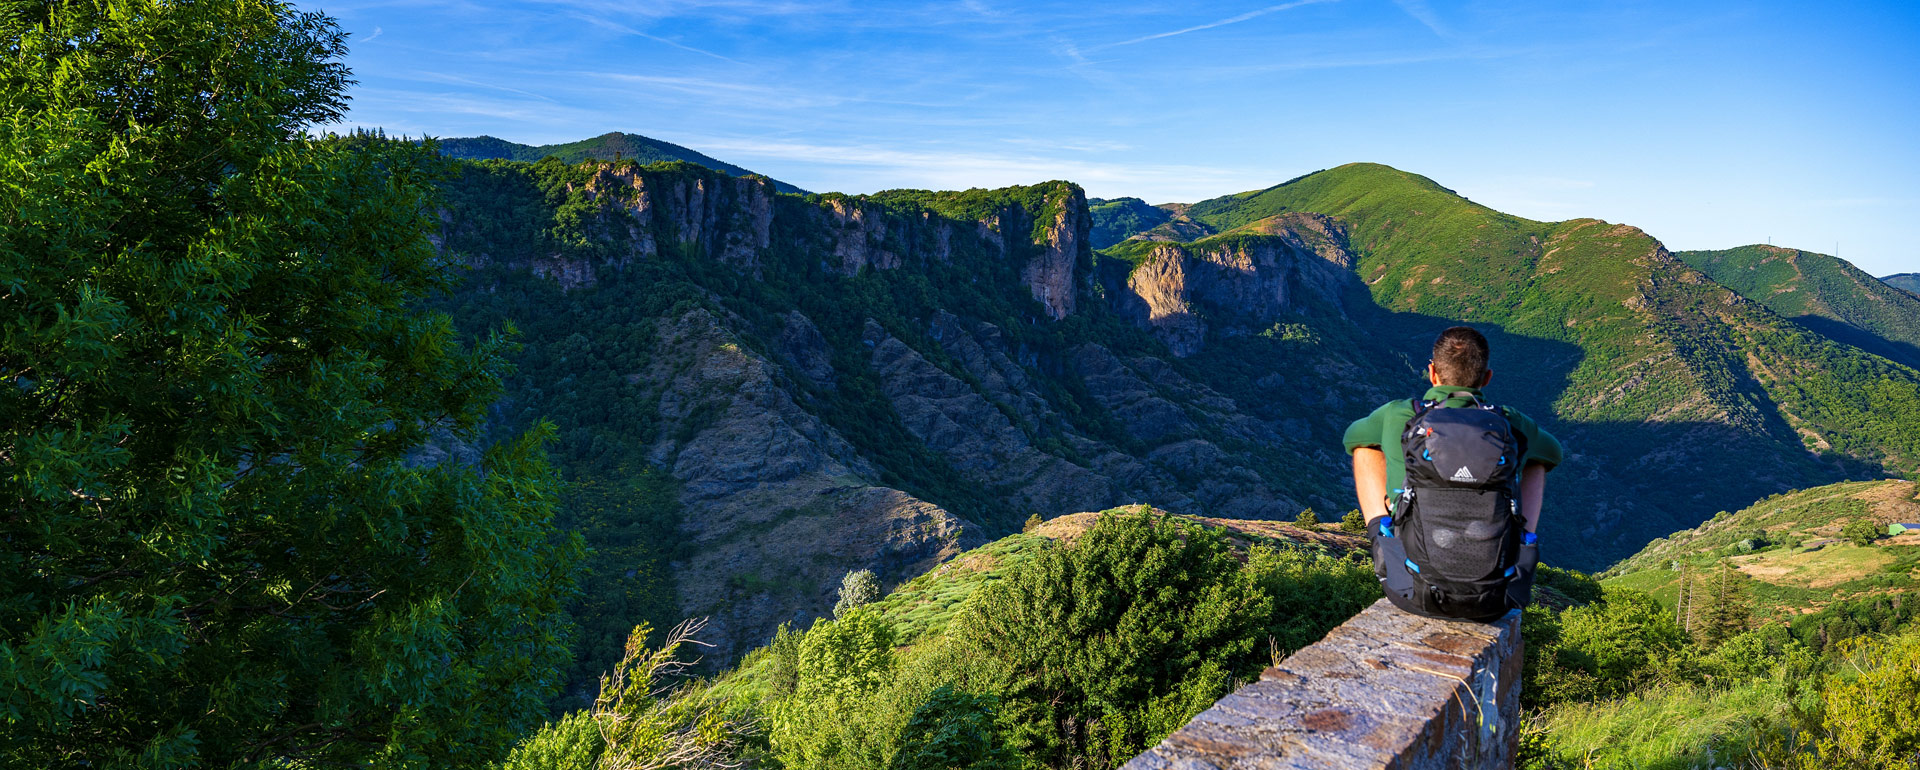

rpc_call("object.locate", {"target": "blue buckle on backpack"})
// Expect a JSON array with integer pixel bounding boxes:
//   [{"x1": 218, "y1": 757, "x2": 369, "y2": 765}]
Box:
[
  {"x1": 1404, "y1": 558, "x2": 1421, "y2": 574},
  {"x1": 1504, "y1": 566, "x2": 1517, "y2": 577},
  {"x1": 1422, "y1": 449, "x2": 1432, "y2": 461}
]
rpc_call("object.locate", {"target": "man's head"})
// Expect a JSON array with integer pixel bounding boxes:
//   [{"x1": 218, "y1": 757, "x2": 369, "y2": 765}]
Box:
[{"x1": 1428, "y1": 326, "x2": 1492, "y2": 388}]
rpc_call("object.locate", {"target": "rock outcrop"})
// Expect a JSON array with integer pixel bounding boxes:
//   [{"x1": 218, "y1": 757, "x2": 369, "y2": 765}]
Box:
[
  {"x1": 1022, "y1": 187, "x2": 1089, "y2": 320},
  {"x1": 1115, "y1": 213, "x2": 1355, "y2": 356}
]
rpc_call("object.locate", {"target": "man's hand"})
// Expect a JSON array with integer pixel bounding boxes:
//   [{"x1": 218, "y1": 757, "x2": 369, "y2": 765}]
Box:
[{"x1": 1352, "y1": 448, "x2": 1389, "y2": 524}]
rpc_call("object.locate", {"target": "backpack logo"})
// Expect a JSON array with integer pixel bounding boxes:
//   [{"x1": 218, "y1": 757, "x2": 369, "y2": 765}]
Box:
[{"x1": 1450, "y1": 466, "x2": 1477, "y2": 482}]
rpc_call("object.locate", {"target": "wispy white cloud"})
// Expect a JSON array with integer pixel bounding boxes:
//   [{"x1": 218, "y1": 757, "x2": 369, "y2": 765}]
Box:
[
  {"x1": 676, "y1": 136, "x2": 1285, "y2": 201},
  {"x1": 406, "y1": 70, "x2": 557, "y2": 102},
  {"x1": 1391, "y1": 0, "x2": 1448, "y2": 37},
  {"x1": 1092, "y1": 0, "x2": 1339, "y2": 50},
  {"x1": 362, "y1": 26, "x2": 384, "y2": 43},
  {"x1": 562, "y1": 13, "x2": 742, "y2": 61}
]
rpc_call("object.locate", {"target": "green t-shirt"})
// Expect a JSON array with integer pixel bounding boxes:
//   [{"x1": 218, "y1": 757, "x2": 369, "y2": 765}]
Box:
[{"x1": 1342, "y1": 385, "x2": 1564, "y2": 509}]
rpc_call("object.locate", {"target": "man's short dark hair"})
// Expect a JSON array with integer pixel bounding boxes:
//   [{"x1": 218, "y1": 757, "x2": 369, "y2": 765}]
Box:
[{"x1": 1431, "y1": 326, "x2": 1489, "y2": 386}]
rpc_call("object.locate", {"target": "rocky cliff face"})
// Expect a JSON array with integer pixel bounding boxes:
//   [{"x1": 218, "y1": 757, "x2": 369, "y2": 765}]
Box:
[
  {"x1": 1022, "y1": 186, "x2": 1088, "y2": 320},
  {"x1": 435, "y1": 162, "x2": 1411, "y2": 664},
  {"x1": 1114, "y1": 213, "x2": 1356, "y2": 356}
]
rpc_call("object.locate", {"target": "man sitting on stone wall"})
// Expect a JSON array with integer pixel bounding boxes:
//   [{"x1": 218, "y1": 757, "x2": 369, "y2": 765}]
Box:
[{"x1": 1344, "y1": 326, "x2": 1563, "y2": 621}]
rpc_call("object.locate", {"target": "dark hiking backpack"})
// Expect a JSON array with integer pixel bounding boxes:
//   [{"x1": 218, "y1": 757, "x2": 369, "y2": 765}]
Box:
[{"x1": 1388, "y1": 395, "x2": 1527, "y2": 620}]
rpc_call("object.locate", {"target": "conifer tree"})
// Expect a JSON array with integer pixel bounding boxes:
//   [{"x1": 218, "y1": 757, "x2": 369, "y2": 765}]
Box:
[
  {"x1": 0, "y1": 0, "x2": 580, "y2": 765},
  {"x1": 1697, "y1": 561, "x2": 1750, "y2": 647}
]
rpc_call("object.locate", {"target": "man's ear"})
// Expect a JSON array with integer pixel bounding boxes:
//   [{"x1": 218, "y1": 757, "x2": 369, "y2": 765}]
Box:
[
  {"x1": 1427, "y1": 362, "x2": 1442, "y2": 386},
  {"x1": 1480, "y1": 368, "x2": 1494, "y2": 388}
]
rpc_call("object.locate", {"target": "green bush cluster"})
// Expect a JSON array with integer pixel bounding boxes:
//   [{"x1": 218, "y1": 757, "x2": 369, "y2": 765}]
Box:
[
  {"x1": 503, "y1": 510, "x2": 1379, "y2": 770},
  {"x1": 1522, "y1": 559, "x2": 1920, "y2": 768}
]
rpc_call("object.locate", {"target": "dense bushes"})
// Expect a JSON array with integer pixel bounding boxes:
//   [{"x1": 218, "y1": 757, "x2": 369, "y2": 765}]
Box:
[
  {"x1": 500, "y1": 510, "x2": 1378, "y2": 770},
  {"x1": 1522, "y1": 568, "x2": 1920, "y2": 768}
]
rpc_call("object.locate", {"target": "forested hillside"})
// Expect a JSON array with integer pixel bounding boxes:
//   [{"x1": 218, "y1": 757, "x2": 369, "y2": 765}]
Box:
[
  {"x1": 1679, "y1": 245, "x2": 1920, "y2": 369},
  {"x1": 438, "y1": 131, "x2": 808, "y2": 193},
  {"x1": 1882, "y1": 272, "x2": 1920, "y2": 294}
]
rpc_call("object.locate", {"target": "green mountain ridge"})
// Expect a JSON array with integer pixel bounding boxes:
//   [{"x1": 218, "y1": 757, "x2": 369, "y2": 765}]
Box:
[
  {"x1": 1087, "y1": 197, "x2": 1171, "y2": 249},
  {"x1": 1884, "y1": 272, "x2": 1920, "y2": 294},
  {"x1": 1678, "y1": 245, "x2": 1920, "y2": 369},
  {"x1": 437, "y1": 131, "x2": 809, "y2": 194}
]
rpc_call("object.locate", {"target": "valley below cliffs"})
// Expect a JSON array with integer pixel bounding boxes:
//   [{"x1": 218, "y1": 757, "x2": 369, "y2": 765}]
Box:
[{"x1": 430, "y1": 155, "x2": 1920, "y2": 676}]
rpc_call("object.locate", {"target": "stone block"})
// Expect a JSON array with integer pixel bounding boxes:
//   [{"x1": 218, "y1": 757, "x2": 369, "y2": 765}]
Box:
[{"x1": 1121, "y1": 599, "x2": 1522, "y2": 770}]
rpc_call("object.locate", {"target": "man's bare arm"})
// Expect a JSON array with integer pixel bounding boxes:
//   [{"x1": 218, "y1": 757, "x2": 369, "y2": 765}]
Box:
[
  {"x1": 1353, "y1": 447, "x2": 1389, "y2": 524},
  {"x1": 1519, "y1": 463, "x2": 1546, "y2": 533}
]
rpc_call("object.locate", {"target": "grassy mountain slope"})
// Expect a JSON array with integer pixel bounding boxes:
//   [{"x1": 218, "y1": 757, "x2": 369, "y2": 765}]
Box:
[
  {"x1": 1087, "y1": 197, "x2": 1171, "y2": 249},
  {"x1": 1679, "y1": 245, "x2": 1920, "y2": 368},
  {"x1": 437, "y1": 132, "x2": 808, "y2": 193},
  {"x1": 1602, "y1": 480, "x2": 1920, "y2": 620},
  {"x1": 1884, "y1": 272, "x2": 1920, "y2": 294}
]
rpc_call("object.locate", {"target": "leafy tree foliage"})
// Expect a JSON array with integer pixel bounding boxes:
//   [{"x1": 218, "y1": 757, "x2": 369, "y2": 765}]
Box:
[
  {"x1": 614, "y1": 511, "x2": 1378, "y2": 770},
  {"x1": 1808, "y1": 631, "x2": 1920, "y2": 768},
  {"x1": 768, "y1": 609, "x2": 900, "y2": 769},
  {"x1": 1523, "y1": 587, "x2": 1691, "y2": 708},
  {"x1": 957, "y1": 509, "x2": 1375, "y2": 768},
  {"x1": 1293, "y1": 507, "x2": 1319, "y2": 527},
  {"x1": 1340, "y1": 508, "x2": 1367, "y2": 534},
  {"x1": 886, "y1": 686, "x2": 1015, "y2": 770},
  {"x1": 1842, "y1": 517, "x2": 1881, "y2": 547},
  {"x1": 834, "y1": 570, "x2": 881, "y2": 619},
  {"x1": 0, "y1": 0, "x2": 578, "y2": 765}
]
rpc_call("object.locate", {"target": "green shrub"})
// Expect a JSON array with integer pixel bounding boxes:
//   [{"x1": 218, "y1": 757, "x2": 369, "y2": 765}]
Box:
[
  {"x1": 835, "y1": 570, "x2": 882, "y2": 619},
  {"x1": 1843, "y1": 518, "x2": 1881, "y2": 547},
  {"x1": 886, "y1": 686, "x2": 1014, "y2": 770}
]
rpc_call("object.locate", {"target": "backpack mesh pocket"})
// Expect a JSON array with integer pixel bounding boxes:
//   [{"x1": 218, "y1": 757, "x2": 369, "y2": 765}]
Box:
[{"x1": 1404, "y1": 487, "x2": 1511, "y2": 585}]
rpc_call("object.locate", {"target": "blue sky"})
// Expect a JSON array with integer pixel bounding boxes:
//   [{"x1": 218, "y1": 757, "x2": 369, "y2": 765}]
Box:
[{"x1": 323, "y1": 0, "x2": 1918, "y2": 276}]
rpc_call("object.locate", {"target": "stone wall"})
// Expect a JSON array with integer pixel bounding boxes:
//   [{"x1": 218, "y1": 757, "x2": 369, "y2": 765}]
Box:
[{"x1": 1123, "y1": 598, "x2": 1523, "y2": 770}]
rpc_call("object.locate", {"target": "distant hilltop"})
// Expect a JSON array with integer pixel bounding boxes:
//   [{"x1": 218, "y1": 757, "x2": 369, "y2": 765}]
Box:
[
  {"x1": 1884, "y1": 272, "x2": 1920, "y2": 295},
  {"x1": 436, "y1": 131, "x2": 809, "y2": 195}
]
